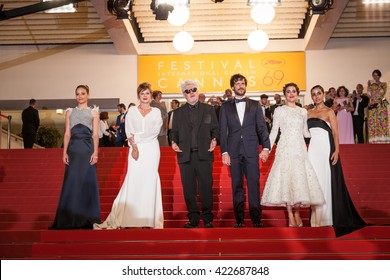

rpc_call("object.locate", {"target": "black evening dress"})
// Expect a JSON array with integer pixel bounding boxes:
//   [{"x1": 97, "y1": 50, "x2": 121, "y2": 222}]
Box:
[
  {"x1": 50, "y1": 107, "x2": 101, "y2": 229},
  {"x1": 308, "y1": 118, "x2": 366, "y2": 237}
]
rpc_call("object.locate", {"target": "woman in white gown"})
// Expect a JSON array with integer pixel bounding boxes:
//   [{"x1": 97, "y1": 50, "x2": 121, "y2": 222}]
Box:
[
  {"x1": 94, "y1": 82, "x2": 164, "y2": 229},
  {"x1": 261, "y1": 83, "x2": 324, "y2": 227},
  {"x1": 308, "y1": 85, "x2": 365, "y2": 237}
]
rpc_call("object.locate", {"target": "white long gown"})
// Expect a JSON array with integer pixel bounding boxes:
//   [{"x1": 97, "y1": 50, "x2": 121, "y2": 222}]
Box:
[
  {"x1": 94, "y1": 106, "x2": 164, "y2": 229},
  {"x1": 261, "y1": 106, "x2": 324, "y2": 207},
  {"x1": 307, "y1": 118, "x2": 366, "y2": 236},
  {"x1": 308, "y1": 121, "x2": 333, "y2": 226}
]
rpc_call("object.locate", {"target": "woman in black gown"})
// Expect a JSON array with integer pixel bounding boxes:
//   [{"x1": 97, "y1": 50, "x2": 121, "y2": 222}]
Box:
[
  {"x1": 307, "y1": 85, "x2": 366, "y2": 237},
  {"x1": 50, "y1": 85, "x2": 101, "y2": 229}
]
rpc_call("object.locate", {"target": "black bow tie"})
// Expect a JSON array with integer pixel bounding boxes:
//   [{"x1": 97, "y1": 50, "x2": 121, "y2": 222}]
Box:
[{"x1": 235, "y1": 98, "x2": 246, "y2": 103}]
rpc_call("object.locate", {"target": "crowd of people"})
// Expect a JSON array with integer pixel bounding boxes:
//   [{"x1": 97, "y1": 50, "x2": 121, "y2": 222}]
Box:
[{"x1": 45, "y1": 69, "x2": 387, "y2": 237}]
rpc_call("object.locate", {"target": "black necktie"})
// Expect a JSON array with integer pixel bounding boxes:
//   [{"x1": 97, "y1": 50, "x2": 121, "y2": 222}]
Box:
[{"x1": 235, "y1": 98, "x2": 246, "y2": 103}]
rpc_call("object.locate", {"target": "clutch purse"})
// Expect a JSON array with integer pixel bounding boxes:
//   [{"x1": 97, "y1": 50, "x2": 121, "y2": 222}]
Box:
[{"x1": 368, "y1": 103, "x2": 378, "y2": 110}]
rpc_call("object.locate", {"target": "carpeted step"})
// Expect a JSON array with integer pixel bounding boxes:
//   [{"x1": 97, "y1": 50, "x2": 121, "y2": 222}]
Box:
[{"x1": 1, "y1": 144, "x2": 389, "y2": 259}]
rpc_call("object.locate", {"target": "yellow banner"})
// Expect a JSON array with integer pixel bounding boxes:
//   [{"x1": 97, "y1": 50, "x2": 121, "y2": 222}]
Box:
[{"x1": 138, "y1": 52, "x2": 306, "y2": 93}]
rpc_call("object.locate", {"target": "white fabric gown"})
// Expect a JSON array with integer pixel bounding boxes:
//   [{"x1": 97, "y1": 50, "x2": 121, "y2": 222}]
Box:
[
  {"x1": 261, "y1": 106, "x2": 324, "y2": 207},
  {"x1": 308, "y1": 122, "x2": 333, "y2": 226},
  {"x1": 94, "y1": 106, "x2": 164, "y2": 229}
]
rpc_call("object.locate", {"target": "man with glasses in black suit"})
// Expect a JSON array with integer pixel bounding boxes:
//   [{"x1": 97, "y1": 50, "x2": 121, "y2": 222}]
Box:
[{"x1": 169, "y1": 80, "x2": 219, "y2": 228}]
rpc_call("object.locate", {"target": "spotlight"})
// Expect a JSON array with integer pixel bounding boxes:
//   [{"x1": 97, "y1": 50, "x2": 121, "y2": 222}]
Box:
[
  {"x1": 211, "y1": 0, "x2": 224, "y2": 2},
  {"x1": 107, "y1": 0, "x2": 131, "y2": 20},
  {"x1": 151, "y1": 0, "x2": 175, "y2": 20},
  {"x1": 308, "y1": 0, "x2": 333, "y2": 15},
  {"x1": 156, "y1": 4, "x2": 174, "y2": 20}
]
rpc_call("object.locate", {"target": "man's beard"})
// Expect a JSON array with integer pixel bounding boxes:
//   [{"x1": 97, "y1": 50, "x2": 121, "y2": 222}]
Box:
[{"x1": 235, "y1": 89, "x2": 246, "y2": 96}]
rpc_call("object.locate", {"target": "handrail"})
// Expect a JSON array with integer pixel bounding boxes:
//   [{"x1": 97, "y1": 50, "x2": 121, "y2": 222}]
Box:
[{"x1": 0, "y1": 112, "x2": 12, "y2": 149}]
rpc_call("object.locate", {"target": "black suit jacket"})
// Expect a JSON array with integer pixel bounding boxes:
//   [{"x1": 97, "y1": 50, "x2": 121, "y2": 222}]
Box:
[
  {"x1": 261, "y1": 105, "x2": 272, "y2": 131},
  {"x1": 169, "y1": 102, "x2": 219, "y2": 164},
  {"x1": 219, "y1": 98, "x2": 270, "y2": 157},
  {"x1": 351, "y1": 95, "x2": 369, "y2": 121},
  {"x1": 324, "y1": 98, "x2": 334, "y2": 108},
  {"x1": 22, "y1": 106, "x2": 40, "y2": 134}
]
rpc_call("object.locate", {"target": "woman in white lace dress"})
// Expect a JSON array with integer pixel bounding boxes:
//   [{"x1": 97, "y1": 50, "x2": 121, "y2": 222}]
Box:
[{"x1": 261, "y1": 83, "x2": 324, "y2": 227}]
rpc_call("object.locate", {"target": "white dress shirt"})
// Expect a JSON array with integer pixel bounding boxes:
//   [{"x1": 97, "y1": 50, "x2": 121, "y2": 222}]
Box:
[{"x1": 235, "y1": 98, "x2": 246, "y2": 125}]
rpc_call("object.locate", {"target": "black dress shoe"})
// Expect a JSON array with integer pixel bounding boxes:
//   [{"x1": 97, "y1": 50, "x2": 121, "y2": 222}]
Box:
[
  {"x1": 234, "y1": 222, "x2": 244, "y2": 228},
  {"x1": 204, "y1": 222, "x2": 214, "y2": 228},
  {"x1": 253, "y1": 222, "x2": 264, "y2": 228},
  {"x1": 184, "y1": 222, "x2": 199, "y2": 228}
]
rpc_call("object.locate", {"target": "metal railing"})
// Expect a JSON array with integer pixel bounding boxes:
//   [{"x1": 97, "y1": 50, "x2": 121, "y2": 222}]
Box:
[{"x1": 0, "y1": 112, "x2": 12, "y2": 149}]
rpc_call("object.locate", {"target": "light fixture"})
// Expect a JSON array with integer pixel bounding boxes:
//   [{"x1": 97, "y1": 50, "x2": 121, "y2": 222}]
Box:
[
  {"x1": 211, "y1": 0, "x2": 224, "y2": 2},
  {"x1": 362, "y1": 0, "x2": 390, "y2": 3},
  {"x1": 166, "y1": 1, "x2": 190, "y2": 26},
  {"x1": 42, "y1": 0, "x2": 76, "y2": 13},
  {"x1": 167, "y1": 6, "x2": 190, "y2": 26},
  {"x1": 247, "y1": 29, "x2": 269, "y2": 51},
  {"x1": 107, "y1": 0, "x2": 132, "y2": 20},
  {"x1": 250, "y1": 5, "x2": 275, "y2": 24},
  {"x1": 151, "y1": 0, "x2": 177, "y2": 20},
  {"x1": 247, "y1": 0, "x2": 280, "y2": 6},
  {"x1": 308, "y1": 0, "x2": 333, "y2": 15},
  {"x1": 247, "y1": 0, "x2": 279, "y2": 25},
  {"x1": 173, "y1": 31, "x2": 194, "y2": 52}
]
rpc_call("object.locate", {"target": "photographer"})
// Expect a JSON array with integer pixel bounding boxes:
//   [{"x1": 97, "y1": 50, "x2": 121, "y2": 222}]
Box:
[
  {"x1": 208, "y1": 95, "x2": 221, "y2": 122},
  {"x1": 351, "y1": 84, "x2": 369, "y2": 143}
]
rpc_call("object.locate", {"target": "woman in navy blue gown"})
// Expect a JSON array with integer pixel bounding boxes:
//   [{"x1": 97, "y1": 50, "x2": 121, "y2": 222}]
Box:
[{"x1": 50, "y1": 85, "x2": 101, "y2": 229}]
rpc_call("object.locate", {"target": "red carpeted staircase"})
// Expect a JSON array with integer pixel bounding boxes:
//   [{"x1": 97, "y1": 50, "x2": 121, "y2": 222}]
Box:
[{"x1": 0, "y1": 145, "x2": 389, "y2": 259}]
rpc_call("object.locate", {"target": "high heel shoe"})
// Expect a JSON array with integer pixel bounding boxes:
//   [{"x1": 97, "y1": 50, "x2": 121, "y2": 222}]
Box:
[
  {"x1": 293, "y1": 212, "x2": 303, "y2": 228},
  {"x1": 288, "y1": 214, "x2": 297, "y2": 227}
]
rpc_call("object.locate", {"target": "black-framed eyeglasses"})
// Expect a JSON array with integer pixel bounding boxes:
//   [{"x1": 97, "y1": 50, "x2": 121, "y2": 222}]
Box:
[{"x1": 184, "y1": 88, "x2": 197, "y2": 94}]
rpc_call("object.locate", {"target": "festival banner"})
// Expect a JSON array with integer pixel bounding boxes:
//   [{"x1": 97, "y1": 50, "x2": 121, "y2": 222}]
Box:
[{"x1": 138, "y1": 52, "x2": 306, "y2": 94}]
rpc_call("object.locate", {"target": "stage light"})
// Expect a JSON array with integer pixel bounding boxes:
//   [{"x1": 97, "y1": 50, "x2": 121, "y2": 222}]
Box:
[
  {"x1": 107, "y1": 0, "x2": 132, "y2": 20},
  {"x1": 151, "y1": 0, "x2": 179, "y2": 21},
  {"x1": 42, "y1": 0, "x2": 76, "y2": 13},
  {"x1": 308, "y1": 0, "x2": 333, "y2": 15}
]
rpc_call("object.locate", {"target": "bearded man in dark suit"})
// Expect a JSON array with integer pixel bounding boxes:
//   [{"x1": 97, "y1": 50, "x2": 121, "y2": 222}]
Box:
[{"x1": 219, "y1": 74, "x2": 271, "y2": 228}]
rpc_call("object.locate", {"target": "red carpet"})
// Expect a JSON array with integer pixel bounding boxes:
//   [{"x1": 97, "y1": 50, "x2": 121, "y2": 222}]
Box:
[{"x1": 0, "y1": 145, "x2": 389, "y2": 259}]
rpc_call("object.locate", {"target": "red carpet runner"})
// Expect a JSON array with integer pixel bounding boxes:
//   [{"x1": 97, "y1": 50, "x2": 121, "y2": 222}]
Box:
[{"x1": 0, "y1": 145, "x2": 389, "y2": 259}]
